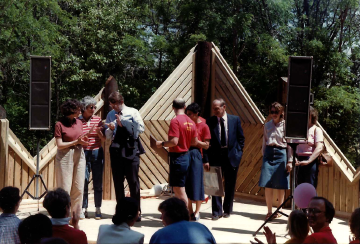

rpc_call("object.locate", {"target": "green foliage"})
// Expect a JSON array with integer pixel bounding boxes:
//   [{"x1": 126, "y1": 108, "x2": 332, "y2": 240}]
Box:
[{"x1": 0, "y1": 0, "x2": 359, "y2": 165}]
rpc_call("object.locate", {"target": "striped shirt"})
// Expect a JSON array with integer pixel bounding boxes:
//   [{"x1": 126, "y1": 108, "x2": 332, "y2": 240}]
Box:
[
  {"x1": 79, "y1": 115, "x2": 103, "y2": 150},
  {"x1": 0, "y1": 213, "x2": 21, "y2": 244}
]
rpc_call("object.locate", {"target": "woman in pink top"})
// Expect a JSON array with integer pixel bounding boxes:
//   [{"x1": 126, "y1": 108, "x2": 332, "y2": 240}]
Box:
[
  {"x1": 294, "y1": 107, "x2": 324, "y2": 188},
  {"x1": 54, "y1": 99, "x2": 88, "y2": 220}
]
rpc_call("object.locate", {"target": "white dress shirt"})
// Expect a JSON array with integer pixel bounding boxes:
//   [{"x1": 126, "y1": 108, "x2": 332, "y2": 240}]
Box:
[
  {"x1": 105, "y1": 105, "x2": 145, "y2": 140},
  {"x1": 217, "y1": 112, "x2": 228, "y2": 146}
]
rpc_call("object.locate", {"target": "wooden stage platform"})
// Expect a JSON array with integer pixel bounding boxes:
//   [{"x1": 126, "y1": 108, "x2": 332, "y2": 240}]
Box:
[{"x1": 17, "y1": 195, "x2": 352, "y2": 244}]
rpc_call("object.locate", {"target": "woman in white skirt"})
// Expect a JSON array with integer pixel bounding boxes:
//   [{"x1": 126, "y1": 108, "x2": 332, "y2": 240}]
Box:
[{"x1": 54, "y1": 99, "x2": 88, "y2": 219}]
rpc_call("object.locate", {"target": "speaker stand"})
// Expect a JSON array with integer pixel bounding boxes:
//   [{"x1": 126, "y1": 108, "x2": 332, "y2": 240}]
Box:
[
  {"x1": 253, "y1": 143, "x2": 298, "y2": 236},
  {"x1": 21, "y1": 131, "x2": 48, "y2": 211}
]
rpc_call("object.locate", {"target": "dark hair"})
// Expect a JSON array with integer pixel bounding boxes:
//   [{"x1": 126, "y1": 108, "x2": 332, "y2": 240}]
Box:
[
  {"x1": 108, "y1": 91, "x2": 124, "y2": 104},
  {"x1": 309, "y1": 106, "x2": 318, "y2": 124},
  {"x1": 287, "y1": 210, "x2": 309, "y2": 241},
  {"x1": 40, "y1": 238, "x2": 69, "y2": 244},
  {"x1": 185, "y1": 103, "x2": 201, "y2": 116},
  {"x1": 0, "y1": 186, "x2": 21, "y2": 213},
  {"x1": 158, "y1": 197, "x2": 189, "y2": 224},
  {"x1": 60, "y1": 99, "x2": 81, "y2": 117},
  {"x1": 350, "y1": 208, "x2": 360, "y2": 239},
  {"x1": 172, "y1": 98, "x2": 186, "y2": 109},
  {"x1": 112, "y1": 197, "x2": 139, "y2": 225},
  {"x1": 311, "y1": 196, "x2": 335, "y2": 223},
  {"x1": 18, "y1": 214, "x2": 52, "y2": 244},
  {"x1": 43, "y1": 188, "x2": 70, "y2": 218}
]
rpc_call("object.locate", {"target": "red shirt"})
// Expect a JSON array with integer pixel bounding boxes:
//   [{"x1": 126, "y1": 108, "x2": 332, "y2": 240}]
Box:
[
  {"x1": 168, "y1": 114, "x2": 197, "y2": 153},
  {"x1": 79, "y1": 115, "x2": 103, "y2": 150},
  {"x1": 350, "y1": 239, "x2": 360, "y2": 244},
  {"x1": 52, "y1": 225, "x2": 87, "y2": 244},
  {"x1": 196, "y1": 117, "x2": 211, "y2": 155},
  {"x1": 303, "y1": 227, "x2": 337, "y2": 244},
  {"x1": 54, "y1": 118, "x2": 83, "y2": 142}
]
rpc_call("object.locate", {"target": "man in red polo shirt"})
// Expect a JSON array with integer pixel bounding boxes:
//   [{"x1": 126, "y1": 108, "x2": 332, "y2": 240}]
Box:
[
  {"x1": 43, "y1": 188, "x2": 87, "y2": 244},
  {"x1": 303, "y1": 196, "x2": 337, "y2": 243},
  {"x1": 156, "y1": 98, "x2": 198, "y2": 205}
]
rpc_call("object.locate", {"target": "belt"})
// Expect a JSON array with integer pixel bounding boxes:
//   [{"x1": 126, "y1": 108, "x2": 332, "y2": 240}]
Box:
[
  {"x1": 169, "y1": 151, "x2": 188, "y2": 156},
  {"x1": 189, "y1": 147, "x2": 200, "y2": 151},
  {"x1": 267, "y1": 145, "x2": 286, "y2": 150}
]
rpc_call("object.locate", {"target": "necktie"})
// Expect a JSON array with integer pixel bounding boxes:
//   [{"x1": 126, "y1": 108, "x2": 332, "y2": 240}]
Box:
[{"x1": 220, "y1": 118, "x2": 226, "y2": 147}]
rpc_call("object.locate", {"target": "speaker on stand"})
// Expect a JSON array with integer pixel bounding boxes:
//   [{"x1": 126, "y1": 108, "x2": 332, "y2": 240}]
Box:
[{"x1": 22, "y1": 56, "x2": 51, "y2": 208}]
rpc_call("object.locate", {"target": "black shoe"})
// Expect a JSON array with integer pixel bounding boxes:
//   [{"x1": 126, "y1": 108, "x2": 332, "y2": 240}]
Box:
[
  {"x1": 136, "y1": 214, "x2": 141, "y2": 222},
  {"x1": 190, "y1": 213, "x2": 196, "y2": 221},
  {"x1": 223, "y1": 213, "x2": 230, "y2": 218},
  {"x1": 212, "y1": 215, "x2": 222, "y2": 221}
]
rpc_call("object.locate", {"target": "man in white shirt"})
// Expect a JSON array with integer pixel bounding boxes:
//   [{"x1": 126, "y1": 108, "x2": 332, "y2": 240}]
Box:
[{"x1": 105, "y1": 91, "x2": 145, "y2": 221}]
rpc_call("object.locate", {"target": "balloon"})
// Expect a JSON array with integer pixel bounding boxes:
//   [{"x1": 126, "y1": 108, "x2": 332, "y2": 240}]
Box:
[{"x1": 294, "y1": 183, "x2": 317, "y2": 208}]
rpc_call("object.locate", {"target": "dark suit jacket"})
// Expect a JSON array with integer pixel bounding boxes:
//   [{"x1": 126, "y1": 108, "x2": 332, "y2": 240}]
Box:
[{"x1": 204, "y1": 114, "x2": 245, "y2": 168}]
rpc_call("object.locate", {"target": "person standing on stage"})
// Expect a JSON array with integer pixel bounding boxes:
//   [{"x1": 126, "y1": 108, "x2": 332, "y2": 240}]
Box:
[
  {"x1": 294, "y1": 106, "x2": 324, "y2": 188},
  {"x1": 156, "y1": 98, "x2": 198, "y2": 206},
  {"x1": 79, "y1": 96, "x2": 105, "y2": 220},
  {"x1": 55, "y1": 99, "x2": 88, "y2": 220},
  {"x1": 185, "y1": 102, "x2": 211, "y2": 221},
  {"x1": 203, "y1": 98, "x2": 245, "y2": 220},
  {"x1": 258, "y1": 102, "x2": 292, "y2": 221},
  {"x1": 105, "y1": 91, "x2": 145, "y2": 221}
]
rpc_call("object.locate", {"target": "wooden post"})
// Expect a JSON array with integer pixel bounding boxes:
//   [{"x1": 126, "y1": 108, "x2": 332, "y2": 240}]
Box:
[
  {"x1": 194, "y1": 41, "x2": 212, "y2": 118},
  {"x1": 210, "y1": 49, "x2": 216, "y2": 117},
  {"x1": 102, "y1": 76, "x2": 118, "y2": 120},
  {"x1": 0, "y1": 119, "x2": 9, "y2": 189}
]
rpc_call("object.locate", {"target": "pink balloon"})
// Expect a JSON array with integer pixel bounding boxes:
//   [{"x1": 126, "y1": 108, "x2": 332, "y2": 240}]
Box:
[{"x1": 294, "y1": 183, "x2": 317, "y2": 208}]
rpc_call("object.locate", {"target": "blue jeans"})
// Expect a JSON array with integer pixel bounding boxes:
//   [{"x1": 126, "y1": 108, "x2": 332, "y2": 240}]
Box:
[{"x1": 82, "y1": 148, "x2": 104, "y2": 208}]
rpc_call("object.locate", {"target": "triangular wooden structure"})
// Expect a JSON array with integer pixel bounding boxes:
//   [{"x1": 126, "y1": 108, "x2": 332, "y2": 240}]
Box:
[{"x1": 0, "y1": 43, "x2": 358, "y2": 216}]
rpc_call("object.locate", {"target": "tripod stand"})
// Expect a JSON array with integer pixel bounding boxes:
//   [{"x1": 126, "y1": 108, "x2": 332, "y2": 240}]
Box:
[
  {"x1": 253, "y1": 143, "x2": 298, "y2": 236},
  {"x1": 21, "y1": 131, "x2": 48, "y2": 210}
]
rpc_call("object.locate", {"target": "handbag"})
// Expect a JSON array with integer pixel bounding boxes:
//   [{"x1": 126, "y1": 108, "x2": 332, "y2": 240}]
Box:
[{"x1": 315, "y1": 127, "x2": 334, "y2": 167}]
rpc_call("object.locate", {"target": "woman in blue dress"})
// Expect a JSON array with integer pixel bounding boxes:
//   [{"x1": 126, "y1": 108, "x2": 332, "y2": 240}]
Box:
[{"x1": 259, "y1": 102, "x2": 292, "y2": 220}]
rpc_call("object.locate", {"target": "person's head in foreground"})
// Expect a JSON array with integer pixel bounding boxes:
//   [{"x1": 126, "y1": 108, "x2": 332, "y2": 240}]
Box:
[
  {"x1": 43, "y1": 188, "x2": 71, "y2": 219},
  {"x1": 112, "y1": 197, "x2": 139, "y2": 227},
  {"x1": 18, "y1": 214, "x2": 52, "y2": 244},
  {"x1": 158, "y1": 197, "x2": 189, "y2": 226},
  {"x1": 287, "y1": 210, "x2": 309, "y2": 242},
  {"x1": 309, "y1": 106, "x2": 319, "y2": 126},
  {"x1": 307, "y1": 196, "x2": 335, "y2": 232},
  {"x1": 0, "y1": 186, "x2": 21, "y2": 214},
  {"x1": 172, "y1": 98, "x2": 186, "y2": 114},
  {"x1": 212, "y1": 99, "x2": 226, "y2": 117},
  {"x1": 349, "y1": 208, "x2": 360, "y2": 241}
]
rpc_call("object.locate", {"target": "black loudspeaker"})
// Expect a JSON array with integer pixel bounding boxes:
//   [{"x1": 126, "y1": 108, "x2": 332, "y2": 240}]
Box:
[
  {"x1": 285, "y1": 56, "x2": 313, "y2": 140},
  {"x1": 29, "y1": 56, "x2": 51, "y2": 130}
]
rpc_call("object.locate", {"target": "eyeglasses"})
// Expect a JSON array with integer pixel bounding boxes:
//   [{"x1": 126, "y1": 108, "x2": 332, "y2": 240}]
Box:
[
  {"x1": 88, "y1": 106, "x2": 97, "y2": 110},
  {"x1": 304, "y1": 208, "x2": 324, "y2": 215},
  {"x1": 270, "y1": 110, "x2": 279, "y2": 115}
]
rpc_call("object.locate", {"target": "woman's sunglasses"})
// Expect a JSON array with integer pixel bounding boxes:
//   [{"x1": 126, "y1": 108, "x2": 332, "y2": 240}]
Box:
[
  {"x1": 270, "y1": 110, "x2": 279, "y2": 115},
  {"x1": 88, "y1": 106, "x2": 97, "y2": 110}
]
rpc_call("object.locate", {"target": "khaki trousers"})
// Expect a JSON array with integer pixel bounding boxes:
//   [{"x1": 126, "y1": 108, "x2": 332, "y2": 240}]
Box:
[{"x1": 55, "y1": 145, "x2": 86, "y2": 218}]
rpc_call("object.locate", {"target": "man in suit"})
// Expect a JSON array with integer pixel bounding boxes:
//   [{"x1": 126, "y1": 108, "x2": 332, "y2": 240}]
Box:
[
  {"x1": 105, "y1": 91, "x2": 145, "y2": 221},
  {"x1": 204, "y1": 98, "x2": 245, "y2": 220}
]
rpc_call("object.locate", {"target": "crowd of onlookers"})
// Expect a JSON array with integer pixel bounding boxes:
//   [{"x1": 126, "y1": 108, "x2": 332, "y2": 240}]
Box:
[{"x1": 0, "y1": 186, "x2": 359, "y2": 244}]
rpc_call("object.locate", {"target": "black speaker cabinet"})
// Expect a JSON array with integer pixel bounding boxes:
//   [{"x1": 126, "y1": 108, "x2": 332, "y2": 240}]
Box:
[
  {"x1": 285, "y1": 56, "x2": 312, "y2": 140},
  {"x1": 29, "y1": 56, "x2": 51, "y2": 130}
]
